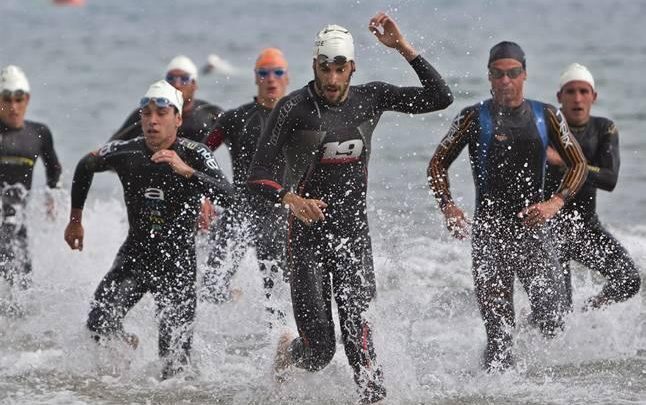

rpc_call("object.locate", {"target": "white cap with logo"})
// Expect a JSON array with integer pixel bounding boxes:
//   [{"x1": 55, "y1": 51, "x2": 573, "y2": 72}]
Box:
[
  {"x1": 313, "y1": 24, "x2": 354, "y2": 63},
  {"x1": 142, "y1": 80, "x2": 184, "y2": 116},
  {"x1": 166, "y1": 55, "x2": 198, "y2": 81},
  {"x1": 559, "y1": 63, "x2": 595, "y2": 91},
  {"x1": 0, "y1": 65, "x2": 30, "y2": 93}
]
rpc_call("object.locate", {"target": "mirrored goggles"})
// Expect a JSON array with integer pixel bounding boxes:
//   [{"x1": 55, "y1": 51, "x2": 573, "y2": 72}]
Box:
[
  {"x1": 256, "y1": 68, "x2": 287, "y2": 79},
  {"x1": 165, "y1": 73, "x2": 192, "y2": 85},
  {"x1": 139, "y1": 97, "x2": 173, "y2": 109},
  {"x1": 489, "y1": 67, "x2": 524, "y2": 79},
  {"x1": 1, "y1": 89, "x2": 27, "y2": 102}
]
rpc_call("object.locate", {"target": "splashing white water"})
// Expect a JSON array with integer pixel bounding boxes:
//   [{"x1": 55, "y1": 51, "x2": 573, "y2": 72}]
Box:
[{"x1": 0, "y1": 188, "x2": 645, "y2": 404}]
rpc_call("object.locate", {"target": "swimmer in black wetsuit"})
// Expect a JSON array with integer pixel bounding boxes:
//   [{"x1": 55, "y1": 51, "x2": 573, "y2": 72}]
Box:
[
  {"x1": 64, "y1": 81, "x2": 233, "y2": 379},
  {"x1": 428, "y1": 42, "x2": 588, "y2": 372},
  {"x1": 0, "y1": 65, "x2": 62, "y2": 290},
  {"x1": 248, "y1": 13, "x2": 453, "y2": 404},
  {"x1": 110, "y1": 55, "x2": 223, "y2": 143},
  {"x1": 545, "y1": 63, "x2": 640, "y2": 310},
  {"x1": 201, "y1": 49, "x2": 289, "y2": 321}
]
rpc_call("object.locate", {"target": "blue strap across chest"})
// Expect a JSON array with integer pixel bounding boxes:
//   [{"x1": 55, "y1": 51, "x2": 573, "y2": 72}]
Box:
[{"x1": 476, "y1": 99, "x2": 548, "y2": 193}]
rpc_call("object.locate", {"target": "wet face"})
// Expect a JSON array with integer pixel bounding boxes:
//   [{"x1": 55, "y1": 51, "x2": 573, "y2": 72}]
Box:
[
  {"x1": 557, "y1": 81, "x2": 597, "y2": 126},
  {"x1": 255, "y1": 65, "x2": 289, "y2": 108},
  {"x1": 140, "y1": 102, "x2": 182, "y2": 151},
  {"x1": 488, "y1": 58, "x2": 526, "y2": 108},
  {"x1": 0, "y1": 92, "x2": 30, "y2": 129},
  {"x1": 165, "y1": 68, "x2": 196, "y2": 106},
  {"x1": 313, "y1": 60, "x2": 354, "y2": 105}
]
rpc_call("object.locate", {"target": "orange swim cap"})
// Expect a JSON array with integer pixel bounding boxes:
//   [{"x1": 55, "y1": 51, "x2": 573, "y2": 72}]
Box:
[{"x1": 255, "y1": 48, "x2": 288, "y2": 70}]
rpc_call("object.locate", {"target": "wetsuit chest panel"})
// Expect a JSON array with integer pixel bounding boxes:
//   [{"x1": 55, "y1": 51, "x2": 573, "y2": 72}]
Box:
[
  {"x1": 320, "y1": 127, "x2": 365, "y2": 165},
  {"x1": 113, "y1": 149, "x2": 201, "y2": 242},
  {"x1": 0, "y1": 124, "x2": 43, "y2": 189},
  {"x1": 300, "y1": 96, "x2": 380, "y2": 215},
  {"x1": 571, "y1": 125, "x2": 599, "y2": 164},
  {"x1": 475, "y1": 100, "x2": 549, "y2": 213}
]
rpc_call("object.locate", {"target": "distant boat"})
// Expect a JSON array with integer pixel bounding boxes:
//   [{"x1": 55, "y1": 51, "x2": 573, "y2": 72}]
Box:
[{"x1": 53, "y1": 0, "x2": 86, "y2": 6}]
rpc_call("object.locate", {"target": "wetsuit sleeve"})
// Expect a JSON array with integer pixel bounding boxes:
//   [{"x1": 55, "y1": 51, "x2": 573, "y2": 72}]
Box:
[
  {"x1": 70, "y1": 151, "x2": 112, "y2": 209},
  {"x1": 204, "y1": 104, "x2": 224, "y2": 123},
  {"x1": 202, "y1": 110, "x2": 231, "y2": 150},
  {"x1": 197, "y1": 103, "x2": 224, "y2": 136},
  {"x1": 109, "y1": 109, "x2": 141, "y2": 141},
  {"x1": 38, "y1": 125, "x2": 62, "y2": 188},
  {"x1": 247, "y1": 96, "x2": 300, "y2": 202},
  {"x1": 203, "y1": 127, "x2": 227, "y2": 150},
  {"x1": 187, "y1": 144, "x2": 234, "y2": 208},
  {"x1": 546, "y1": 107, "x2": 588, "y2": 201},
  {"x1": 427, "y1": 109, "x2": 475, "y2": 207},
  {"x1": 374, "y1": 55, "x2": 453, "y2": 114},
  {"x1": 587, "y1": 120, "x2": 620, "y2": 191}
]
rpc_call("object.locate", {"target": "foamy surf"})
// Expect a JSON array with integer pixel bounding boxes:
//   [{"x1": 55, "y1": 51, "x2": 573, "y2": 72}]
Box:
[{"x1": 0, "y1": 188, "x2": 644, "y2": 404}]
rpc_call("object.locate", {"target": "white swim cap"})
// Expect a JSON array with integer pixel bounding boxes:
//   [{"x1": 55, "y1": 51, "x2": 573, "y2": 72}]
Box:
[
  {"x1": 166, "y1": 55, "x2": 198, "y2": 81},
  {"x1": 0, "y1": 65, "x2": 30, "y2": 93},
  {"x1": 141, "y1": 80, "x2": 184, "y2": 116},
  {"x1": 313, "y1": 24, "x2": 354, "y2": 64},
  {"x1": 559, "y1": 63, "x2": 595, "y2": 91}
]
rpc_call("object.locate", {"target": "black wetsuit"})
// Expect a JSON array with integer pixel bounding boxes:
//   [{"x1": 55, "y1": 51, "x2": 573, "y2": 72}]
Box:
[
  {"x1": 0, "y1": 120, "x2": 61, "y2": 289},
  {"x1": 545, "y1": 116, "x2": 640, "y2": 309},
  {"x1": 109, "y1": 99, "x2": 223, "y2": 142},
  {"x1": 202, "y1": 100, "x2": 287, "y2": 316},
  {"x1": 429, "y1": 99, "x2": 588, "y2": 370},
  {"x1": 71, "y1": 137, "x2": 232, "y2": 375},
  {"x1": 249, "y1": 55, "x2": 453, "y2": 403}
]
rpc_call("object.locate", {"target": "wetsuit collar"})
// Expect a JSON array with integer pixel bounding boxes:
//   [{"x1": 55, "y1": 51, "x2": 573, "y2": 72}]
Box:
[
  {"x1": 182, "y1": 98, "x2": 195, "y2": 115},
  {"x1": 0, "y1": 119, "x2": 24, "y2": 131},
  {"x1": 253, "y1": 96, "x2": 273, "y2": 112},
  {"x1": 492, "y1": 98, "x2": 527, "y2": 116},
  {"x1": 568, "y1": 121, "x2": 589, "y2": 134},
  {"x1": 144, "y1": 135, "x2": 178, "y2": 153}
]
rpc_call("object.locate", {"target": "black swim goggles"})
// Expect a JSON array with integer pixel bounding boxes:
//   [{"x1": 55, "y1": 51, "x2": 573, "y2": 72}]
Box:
[
  {"x1": 488, "y1": 67, "x2": 524, "y2": 79},
  {"x1": 1, "y1": 89, "x2": 27, "y2": 102},
  {"x1": 316, "y1": 54, "x2": 350, "y2": 65},
  {"x1": 139, "y1": 97, "x2": 173, "y2": 109}
]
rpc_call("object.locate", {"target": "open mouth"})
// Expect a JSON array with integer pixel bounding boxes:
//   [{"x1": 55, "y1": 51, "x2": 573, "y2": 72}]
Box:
[{"x1": 325, "y1": 87, "x2": 339, "y2": 97}]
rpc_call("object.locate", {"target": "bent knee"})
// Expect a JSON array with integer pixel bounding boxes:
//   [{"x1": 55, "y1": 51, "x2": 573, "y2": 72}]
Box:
[{"x1": 623, "y1": 270, "x2": 641, "y2": 298}]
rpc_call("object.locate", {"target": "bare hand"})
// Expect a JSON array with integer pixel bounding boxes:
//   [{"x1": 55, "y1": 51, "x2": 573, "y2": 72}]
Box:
[
  {"x1": 442, "y1": 203, "x2": 470, "y2": 240},
  {"x1": 518, "y1": 196, "x2": 564, "y2": 227},
  {"x1": 64, "y1": 221, "x2": 84, "y2": 251},
  {"x1": 546, "y1": 146, "x2": 566, "y2": 167},
  {"x1": 198, "y1": 199, "x2": 217, "y2": 231},
  {"x1": 368, "y1": 12, "x2": 417, "y2": 60},
  {"x1": 151, "y1": 149, "x2": 195, "y2": 178},
  {"x1": 283, "y1": 192, "x2": 327, "y2": 225}
]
